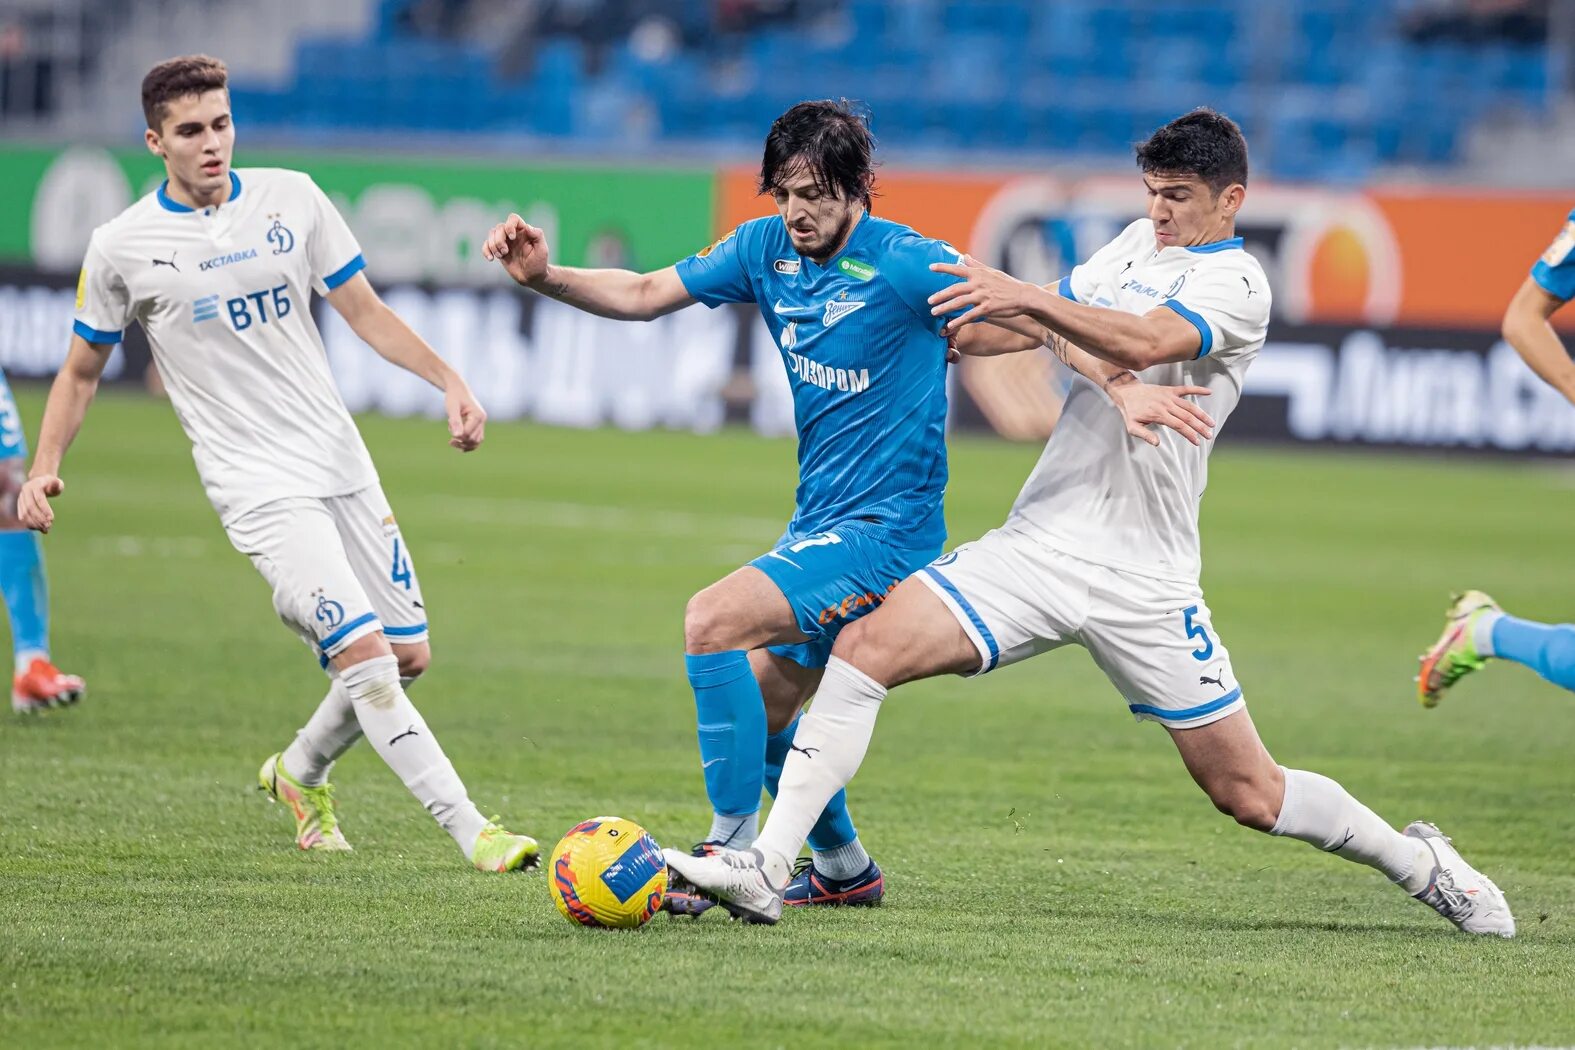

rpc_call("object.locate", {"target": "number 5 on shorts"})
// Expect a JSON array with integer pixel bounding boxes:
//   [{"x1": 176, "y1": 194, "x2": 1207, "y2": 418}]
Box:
[
  {"x1": 1181, "y1": 605, "x2": 1214, "y2": 661},
  {"x1": 391, "y1": 537, "x2": 412, "y2": 590}
]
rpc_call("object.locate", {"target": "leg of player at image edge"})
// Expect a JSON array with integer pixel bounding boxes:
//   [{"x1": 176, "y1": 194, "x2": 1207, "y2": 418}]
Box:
[
  {"x1": 1, "y1": 529, "x2": 85, "y2": 714},
  {"x1": 259, "y1": 653, "x2": 537, "y2": 871},
  {"x1": 1419, "y1": 589, "x2": 1575, "y2": 706},
  {"x1": 667, "y1": 657, "x2": 1515, "y2": 935}
]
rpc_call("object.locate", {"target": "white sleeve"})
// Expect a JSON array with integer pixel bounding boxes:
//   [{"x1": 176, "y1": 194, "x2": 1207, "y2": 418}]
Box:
[
  {"x1": 72, "y1": 233, "x2": 134, "y2": 345},
  {"x1": 1058, "y1": 219, "x2": 1149, "y2": 305},
  {"x1": 1160, "y1": 258, "x2": 1269, "y2": 361},
  {"x1": 304, "y1": 176, "x2": 366, "y2": 295}
]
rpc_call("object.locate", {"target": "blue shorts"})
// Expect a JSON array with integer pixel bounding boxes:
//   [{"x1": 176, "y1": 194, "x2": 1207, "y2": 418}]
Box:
[
  {"x1": 751, "y1": 519, "x2": 940, "y2": 670},
  {"x1": 0, "y1": 370, "x2": 25, "y2": 461}
]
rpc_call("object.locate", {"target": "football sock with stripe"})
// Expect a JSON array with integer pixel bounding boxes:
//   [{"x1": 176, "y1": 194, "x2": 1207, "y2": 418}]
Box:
[
  {"x1": 686, "y1": 650, "x2": 767, "y2": 844},
  {"x1": 753, "y1": 656, "x2": 884, "y2": 886},
  {"x1": 1479, "y1": 613, "x2": 1575, "y2": 692},
  {"x1": 0, "y1": 529, "x2": 50, "y2": 665},
  {"x1": 1270, "y1": 767, "x2": 1431, "y2": 894},
  {"x1": 765, "y1": 715, "x2": 868, "y2": 878},
  {"x1": 339, "y1": 654, "x2": 489, "y2": 857}
]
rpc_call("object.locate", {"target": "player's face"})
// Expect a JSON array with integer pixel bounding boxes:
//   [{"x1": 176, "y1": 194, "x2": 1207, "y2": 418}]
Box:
[
  {"x1": 146, "y1": 90, "x2": 235, "y2": 202},
  {"x1": 1144, "y1": 172, "x2": 1243, "y2": 249},
  {"x1": 771, "y1": 160, "x2": 863, "y2": 261}
]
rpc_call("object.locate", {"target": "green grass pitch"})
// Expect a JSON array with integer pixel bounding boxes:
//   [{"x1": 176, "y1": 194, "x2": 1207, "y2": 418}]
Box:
[{"x1": 2, "y1": 386, "x2": 1572, "y2": 1048}]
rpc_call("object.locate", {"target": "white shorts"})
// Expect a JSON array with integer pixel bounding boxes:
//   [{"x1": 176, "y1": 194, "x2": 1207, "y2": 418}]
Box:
[
  {"x1": 224, "y1": 486, "x2": 428, "y2": 666},
  {"x1": 915, "y1": 526, "x2": 1244, "y2": 729}
]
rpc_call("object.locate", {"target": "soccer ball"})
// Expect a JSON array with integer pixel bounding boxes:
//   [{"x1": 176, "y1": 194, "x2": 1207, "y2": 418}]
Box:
[{"x1": 549, "y1": 817, "x2": 668, "y2": 929}]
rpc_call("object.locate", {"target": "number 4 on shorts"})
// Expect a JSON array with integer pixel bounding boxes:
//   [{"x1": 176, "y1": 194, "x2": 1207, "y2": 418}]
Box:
[{"x1": 391, "y1": 538, "x2": 413, "y2": 590}]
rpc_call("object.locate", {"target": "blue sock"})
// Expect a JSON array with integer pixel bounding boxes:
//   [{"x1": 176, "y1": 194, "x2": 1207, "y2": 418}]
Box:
[
  {"x1": 685, "y1": 651, "x2": 767, "y2": 827},
  {"x1": 0, "y1": 529, "x2": 48, "y2": 661},
  {"x1": 765, "y1": 715, "x2": 859, "y2": 853},
  {"x1": 1490, "y1": 615, "x2": 1575, "y2": 692}
]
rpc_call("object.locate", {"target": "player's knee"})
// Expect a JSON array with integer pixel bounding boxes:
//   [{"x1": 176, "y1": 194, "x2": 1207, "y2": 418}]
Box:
[
  {"x1": 683, "y1": 591, "x2": 730, "y2": 654},
  {"x1": 830, "y1": 617, "x2": 894, "y2": 682},
  {"x1": 1206, "y1": 774, "x2": 1280, "y2": 832},
  {"x1": 394, "y1": 642, "x2": 430, "y2": 681}
]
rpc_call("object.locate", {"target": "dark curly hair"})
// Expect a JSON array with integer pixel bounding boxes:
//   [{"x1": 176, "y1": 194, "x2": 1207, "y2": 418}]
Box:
[
  {"x1": 142, "y1": 54, "x2": 228, "y2": 133},
  {"x1": 759, "y1": 99, "x2": 876, "y2": 208},
  {"x1": 1134, "y1": 108, "x2": 1248, "y2": 194}
]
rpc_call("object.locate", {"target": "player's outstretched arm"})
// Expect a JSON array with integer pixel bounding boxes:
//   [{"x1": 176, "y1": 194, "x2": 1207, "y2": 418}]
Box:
[
  {"x1": 325, "y1": 273, "x2": 486, "y2": 452},
  {"x1": 481, "y1": 212, "x2": 694, "y2": 321},
  {"x1": 928, "y1": 257, "x2": 1203, "y2": 369},
  {"x1": 1501, "y1": 276, "x2": 1575, "y2": 406},
  {"x1": 20, "y1": 333, "x2": 115, "y2": 533}
]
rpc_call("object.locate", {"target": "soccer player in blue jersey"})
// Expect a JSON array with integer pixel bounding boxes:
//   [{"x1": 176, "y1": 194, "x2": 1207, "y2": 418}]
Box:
[
  {"x1": 483, "y1": 100, "x2": 1204, "y2": 911},
  {"x1": 0, "y1": 368, "x2": 85, "y2": 713},
  {"x1": 1418, "y1": 205, "x2": 1575, "y2": 706}
]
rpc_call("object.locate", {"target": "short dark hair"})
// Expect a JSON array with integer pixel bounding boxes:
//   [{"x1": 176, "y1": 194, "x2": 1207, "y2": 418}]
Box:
[
  {"x1": 759, "y1": 99, "x2": 876, "y2": 208},
  {"x1": 142, "y1": 54, "x2": 229, "y2": 132},
  {"x1": 1134, "y1": 108, "x2": 1248, "y2": 194}
]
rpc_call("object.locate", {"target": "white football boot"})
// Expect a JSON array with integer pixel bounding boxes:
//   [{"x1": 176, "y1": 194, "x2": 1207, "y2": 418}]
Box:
[
  {"x1": 1405, "y1": 821, "x2": 1515, "y2": 938},
  {"x1": 662, "y1": 846, "x2": 785, "y2": 925}
]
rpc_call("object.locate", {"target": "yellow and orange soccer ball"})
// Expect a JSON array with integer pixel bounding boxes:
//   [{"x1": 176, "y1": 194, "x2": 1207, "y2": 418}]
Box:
[{"x1": 549, "y1": 817, "x2": 667, "y2": 929}]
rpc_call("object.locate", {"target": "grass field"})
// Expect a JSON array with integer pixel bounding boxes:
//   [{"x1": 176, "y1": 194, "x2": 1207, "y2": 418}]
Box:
[{"x1": 2, "y1": 386, "x2": 1572, "y2": 1049}]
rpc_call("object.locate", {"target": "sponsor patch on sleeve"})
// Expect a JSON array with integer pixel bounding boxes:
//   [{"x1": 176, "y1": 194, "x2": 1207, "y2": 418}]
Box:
[
  {"x1": 696, "y1": 228, "x2": 736, "y2": 258},
  {"x1": 75, "y1": 267, "x2": 86, "y2": 310},
  {"x1": 1541, "y1": 219, "x2": 1575, "y2": 268}
]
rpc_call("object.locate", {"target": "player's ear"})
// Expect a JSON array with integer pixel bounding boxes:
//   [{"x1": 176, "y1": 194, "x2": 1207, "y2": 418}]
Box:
[
  {"x1": 145, "y1": 127, "x2": 164, "y2": 158},
  {"x1": 1221, "y1": 183, "x2": 1245, "y2": 218}
]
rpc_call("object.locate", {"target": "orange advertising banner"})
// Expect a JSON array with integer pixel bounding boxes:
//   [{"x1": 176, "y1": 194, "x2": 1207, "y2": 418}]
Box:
[{"x1": 716, "y1": 167, "x2": 1573, "y2": 333}]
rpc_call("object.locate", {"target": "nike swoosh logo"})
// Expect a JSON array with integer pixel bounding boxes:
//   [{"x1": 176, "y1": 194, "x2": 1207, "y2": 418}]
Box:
[
  {"x1": 701, "y1": 758, "x2": 724, "y2": 768},
  {"x1": 772, "y1": 299, "x2": 815, "y2": 315}
]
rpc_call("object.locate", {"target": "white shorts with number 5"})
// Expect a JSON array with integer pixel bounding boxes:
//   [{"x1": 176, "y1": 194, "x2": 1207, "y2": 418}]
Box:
[
  {"x1": 914, "y1": 526, "x2": 1244, "y2": 729},
  {"x1": 224, "y1": 486, "x2": 428, "y2": 667}
]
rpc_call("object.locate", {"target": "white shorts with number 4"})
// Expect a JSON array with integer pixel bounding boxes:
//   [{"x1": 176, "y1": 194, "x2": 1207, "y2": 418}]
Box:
[
  {"x1": 224, "y1": 485, "x2": 428, "y2": 667},
  {"x1": 915, "y1": 526, "x2": 1244, "y2": 728}
]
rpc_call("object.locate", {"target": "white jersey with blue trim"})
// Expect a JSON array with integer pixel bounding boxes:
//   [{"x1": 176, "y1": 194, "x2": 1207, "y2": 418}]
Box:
[
  {"x1": 72, "y1": 168, "x2": 377, "y2": 524},
  {"x1": 1008, "y1": 218, "x2": 1270, "y2": 582}
]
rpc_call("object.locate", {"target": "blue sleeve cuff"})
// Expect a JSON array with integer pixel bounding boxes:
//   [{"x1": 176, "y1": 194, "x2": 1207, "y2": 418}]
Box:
[
  {"x1": 1162, "y1": 299, "x2": 1213, "y2": 358},
  {"x1": 1531, "y1": 260, "x2": 1575, "y2": 303},
  {"x1": 72, "y1": 320, "x2": 123, "y2": 344},
  {"x1": 1056, "y1": 275, "x2": 1078, "y2": 302},
  {"x1": 323, "y1": 254, "x2": 366, "y2": 291}
]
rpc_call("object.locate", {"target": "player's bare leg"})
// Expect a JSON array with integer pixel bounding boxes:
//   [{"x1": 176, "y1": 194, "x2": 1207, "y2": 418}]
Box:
[
  {"x1": 666, "y1": 577, "x2": 976, "y2": 922},
  {"x1": 1168, "y1": 710, "x2": 1513, "y2": 936}
]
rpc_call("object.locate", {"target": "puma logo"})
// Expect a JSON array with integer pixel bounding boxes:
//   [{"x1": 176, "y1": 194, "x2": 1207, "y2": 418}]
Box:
[
  {"x1": 1241, "y1": 275, "x2": 1256, "y2": 297},
  {"x1": 1325, "y1": 828, "x2": 1355, "y2": 853},
  {"x1": 788, "y1": 743, "x2": 819, "y2": 759},
  {"x1": 388, "y1": 724, "x2": 420, "y2": 745},
  {"x1": 1198, "y1": 668, "x2": 1227, "y2": 692},
  {"x1": 151, "y1": 251, "x2": 179, "y2": 271}
]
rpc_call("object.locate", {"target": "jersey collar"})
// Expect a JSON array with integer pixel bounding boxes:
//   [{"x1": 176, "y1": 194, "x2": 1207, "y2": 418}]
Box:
[
  {"x1": 1182, "y1": 235, "x2": 1243, "y2": 254},
  {"x1": 156, "y1": 170, "x2": 243, "y2": 213}
]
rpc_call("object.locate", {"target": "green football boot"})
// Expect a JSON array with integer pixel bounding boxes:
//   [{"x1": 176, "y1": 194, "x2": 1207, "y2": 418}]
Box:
[
  {"x1": 471, "y1": 819, "x2": 540, "y2": 873},
  {"x1": 257, "y1": 752, "x2": 352, "y2": 852},
  {"x1": 1417, "y1": 590, "x2": 1500, "y2": 708}
]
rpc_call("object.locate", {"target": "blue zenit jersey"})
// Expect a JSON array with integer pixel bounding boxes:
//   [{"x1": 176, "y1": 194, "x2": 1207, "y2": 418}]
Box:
[
  {"x1": 0, "y1": 368, "x2": 25, "y2": 461},
  {"x1": 676, "y1": 214, "x2": 962, "y2": 549},
  {"x1": 1531, "y1": 206, "x2": 1575, "y2": 302}
]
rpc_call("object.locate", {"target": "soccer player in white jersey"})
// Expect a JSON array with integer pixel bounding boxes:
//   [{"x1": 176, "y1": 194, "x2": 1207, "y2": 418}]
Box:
[
  {"x1": 668, "y1": 109, "x2": 1516, "y2": 936},
  {"x1": 18, "y1": 55, "x2": 537, "y2": 872}
]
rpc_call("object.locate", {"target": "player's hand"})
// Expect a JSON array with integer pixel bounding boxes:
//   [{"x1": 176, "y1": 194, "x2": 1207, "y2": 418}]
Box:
[
  {"x1": 481, "y1": 213, "x2": 550, "y2": 287},
  {"x1": 1108, "y1": 382, "x2": 1214, "y2": 447},
  {"x1": 18, "y1": 474, "x2": 64, "y2": 533},
  {"x1": 927, "y1": 255, "x2": 1033, "y2": 335},
  {"x1": 444, "y1": 384, "x2": 487, "y2": 452}
]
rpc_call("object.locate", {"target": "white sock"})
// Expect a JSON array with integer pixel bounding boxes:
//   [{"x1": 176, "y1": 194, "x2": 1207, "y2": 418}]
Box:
[
  {"x1": 1473, "y1": 610, "x2": 1503, "y2": 658},
  {"x1": 281, "y1": 678, "x2": 363, "y2": 787},
  {"x1": 1270, "y1": 767, "x2": 1431, "y2": 894},
  {"x1": 813, "y1": 837, "x2": 871, "y2": 881},
  {"x1": 15, "y1": 649, "x2": 47, "y2": 675},
  {"x1": 753, "y1": 656, "x2": 885, "y2": 886},
  {"x1": 339, "y1": 655, "x2": 490, "y2": 858},
  {"x1": 707, "y1": 811, "x2": 757, "y2": 848}
]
